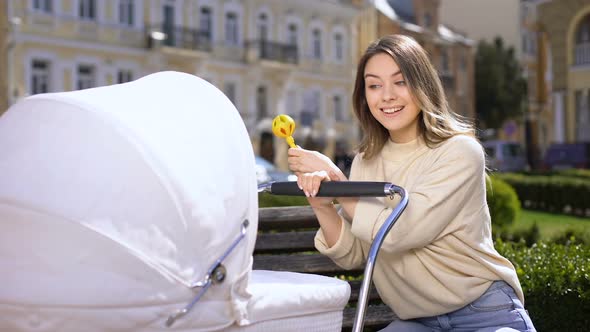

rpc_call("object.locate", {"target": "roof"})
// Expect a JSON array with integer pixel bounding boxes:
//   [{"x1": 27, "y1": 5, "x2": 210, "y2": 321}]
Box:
[{"x1": 372, "y1": 0, "x2": 474, "y2": 45}]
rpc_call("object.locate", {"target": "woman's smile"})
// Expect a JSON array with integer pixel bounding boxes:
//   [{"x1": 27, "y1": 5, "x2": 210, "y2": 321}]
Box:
[{"x1": 380, "y1": 105, "x2": 405, "y2": 116}]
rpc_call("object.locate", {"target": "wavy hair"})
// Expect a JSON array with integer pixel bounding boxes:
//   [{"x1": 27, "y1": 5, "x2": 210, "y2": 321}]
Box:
[{"x1": 352, "y1": 34, "x2": 475, "y2": 160}]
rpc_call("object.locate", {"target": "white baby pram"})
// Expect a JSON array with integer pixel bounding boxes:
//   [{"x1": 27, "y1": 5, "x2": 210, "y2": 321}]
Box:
[{"x1": 0, "y1": 71, "x2": 407, "y2": 332}]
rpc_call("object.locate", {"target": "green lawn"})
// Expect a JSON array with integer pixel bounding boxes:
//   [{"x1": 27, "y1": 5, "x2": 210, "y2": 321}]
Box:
[{"x1": 507, "y1": 209, "x2": 590, "y2": 241}]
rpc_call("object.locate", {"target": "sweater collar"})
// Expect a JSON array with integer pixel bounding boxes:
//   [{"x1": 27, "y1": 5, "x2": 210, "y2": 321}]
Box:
[{"x1": 381, "y1": 135, "x2": 426, "y2": 162}]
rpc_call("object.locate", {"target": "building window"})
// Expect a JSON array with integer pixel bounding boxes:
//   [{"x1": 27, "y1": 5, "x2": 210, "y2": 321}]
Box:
[
  {"x1": 460, "y1": 49, "x2": 467, "y2": 71},
  {"x1": 31, "y1": 59, "x2": 51, "y2": 95},
  {"x1": 333, "y1": 95, "x2": 343, "y2": 122},
  {"x1": 301, "y1": 90, "x2": 320, "y2": 126},
  {"x1": 79, "y1": 0, "x2": 96, "y2": 20},
  {"x1": 225, "y1": 12, "x2": 239, "y2": 45},
  {"x1": 257, "y1": 13, "x2": 268, "y2": 41},
  {"x1": 77, "y1": 65, "x2": 95, "y2": 90},
  {"x1": 256, "y1": 86, "x2": 267, "y2": 120},
  {"x1": 312, "y1": 28, "x2": 322, "y2": 60},
  {"x1": 287, "y1": 23, "x2": 298, "y2": 46},
  {"x1": 224, "y1": 82, "x2": 237, "y2": 104},
  {"x1": 118, "y1": 0, "x2": 134, "y2": 26},
  {"x1": 287, "y1": 89, "x2": 297, "y2": 116},
  {"x1": 199, "y1": 7, "x2": 213, "y2": 41},
  {"x1": 441, "y1": 47, "x2": 450, "y2": 73},
  {"x1": 574, "y1": 15, "x2": 590, "y2": 65},
  {"x1": 33, "y1": 0, "x2": 53, "y2": 13},
  {"x1": 576, "y1": 16, "x2": 590, "y2": 43},
  {"x1": 333, "y1": 32, "x2": 343, "y2": 61},
  {"x1": 117, "y1": 69, "x2": 133, "y2": 83}
]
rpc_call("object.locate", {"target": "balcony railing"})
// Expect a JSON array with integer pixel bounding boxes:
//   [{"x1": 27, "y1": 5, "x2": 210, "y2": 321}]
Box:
[
  {"x1": 246, "y1": 40, "x2": 298, "y2": 64},
  {"x1": 147, "y1": 24, "x2": 212, "y2": 52},
  {"x1": 574, "y1": 42, "x2": 590, "y2": 65}
]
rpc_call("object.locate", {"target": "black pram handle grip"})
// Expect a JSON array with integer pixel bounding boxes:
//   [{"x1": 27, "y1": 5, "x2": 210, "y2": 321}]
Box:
[{"x1": 269, "y1": 181, "x2": 393, "y2": 197}]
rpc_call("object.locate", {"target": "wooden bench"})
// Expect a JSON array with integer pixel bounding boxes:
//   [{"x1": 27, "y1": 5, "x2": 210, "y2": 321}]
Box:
[{"x1": 253, "y1": 205, "x2": 396, "y2": 332}]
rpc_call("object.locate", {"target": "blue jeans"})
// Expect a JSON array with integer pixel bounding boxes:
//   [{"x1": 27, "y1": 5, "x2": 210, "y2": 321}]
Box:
[{"x1": 379, "y1": 281, "x2": 536, "y2": 332}]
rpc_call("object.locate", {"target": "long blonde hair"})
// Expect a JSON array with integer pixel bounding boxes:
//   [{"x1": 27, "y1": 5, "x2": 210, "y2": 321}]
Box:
[{"x1": 352, "y1": 34, "x2": 475, "y2": 159}]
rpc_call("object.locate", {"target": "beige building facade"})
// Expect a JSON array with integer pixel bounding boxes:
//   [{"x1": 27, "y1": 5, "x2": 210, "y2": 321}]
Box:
[
  {"x1": 534, "y1": 0, "x2": 590, "y2": 144},
  {"x1": 355, "y1": 0, "x2": 476, "y2": 121},
  {"x1": 2, "y1": 0, "x2": 361, "y2": 170},
  {"x1": 440, "y1": 0, "x2": 590, "y2": 166}
]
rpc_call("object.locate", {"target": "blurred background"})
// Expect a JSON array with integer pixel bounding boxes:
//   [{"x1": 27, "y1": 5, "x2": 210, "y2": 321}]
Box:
[{"x1": 0, "y1": 0, "x2": 589, "y2": 175}]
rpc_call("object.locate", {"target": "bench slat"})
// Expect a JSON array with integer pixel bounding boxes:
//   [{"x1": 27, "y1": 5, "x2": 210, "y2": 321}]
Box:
[
  {"x1": 258, "y1": 206, "x2": 318, "y2": 231},
  {"x1": 255, "y1": 231, "x2": 317, "y2": 252},
  {"x1": 253, "y1": 253, "x2": 362, "y2": 274}
]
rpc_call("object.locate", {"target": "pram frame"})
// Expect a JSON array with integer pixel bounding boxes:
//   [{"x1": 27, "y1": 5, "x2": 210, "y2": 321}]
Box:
[{"x1": 259, "y1": 181, "x2": 408, "y2": 332}]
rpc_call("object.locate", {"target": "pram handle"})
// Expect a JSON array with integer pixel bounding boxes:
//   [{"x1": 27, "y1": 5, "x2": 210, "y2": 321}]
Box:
[
  {"x1": 260, "y1": 181, "x2": 408, "y2": 332},
  {"x1": 258, "y1": 181, "x2": 396, "y2": 197}
]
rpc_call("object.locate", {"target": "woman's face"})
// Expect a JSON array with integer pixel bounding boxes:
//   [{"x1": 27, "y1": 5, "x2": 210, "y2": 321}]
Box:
[{"x1": 364, "y1": 53, "x2": 421, "y2": 143}]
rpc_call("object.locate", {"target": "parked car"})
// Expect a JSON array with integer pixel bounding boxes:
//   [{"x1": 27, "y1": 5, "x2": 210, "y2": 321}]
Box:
[
  {"x1": 255, "y1": 156, "x2": 298, "y2": 184},
  {"x1": 543, "y1": 142, "x2": 590, "y2": 170},
  {"x1": 482, "y1": 140, "x2": 527, "y2": 172}
]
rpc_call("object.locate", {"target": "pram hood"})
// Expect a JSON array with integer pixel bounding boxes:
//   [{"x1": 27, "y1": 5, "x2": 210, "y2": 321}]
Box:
[{"x1": 0, "y1": 71, "x2": 258, "y2": 328}]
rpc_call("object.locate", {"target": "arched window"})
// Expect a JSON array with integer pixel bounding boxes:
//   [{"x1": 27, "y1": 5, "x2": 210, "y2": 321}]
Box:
[
  {"x1": 574, "y1": 15, "x2": 590, "y2": 65},
  {"x1": 576, "y1": 15, "x2": 590, "y2": 43}
]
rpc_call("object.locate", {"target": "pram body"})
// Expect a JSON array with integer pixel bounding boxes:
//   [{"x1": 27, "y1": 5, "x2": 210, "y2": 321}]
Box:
[{"x1": 0, "y1": 72, "x2": 351, "y2": 331}]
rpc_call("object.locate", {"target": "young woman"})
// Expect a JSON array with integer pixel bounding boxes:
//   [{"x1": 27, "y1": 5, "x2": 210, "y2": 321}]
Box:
[{"x1": 287, "y1": 35, "x2": 536, "y2": 332}]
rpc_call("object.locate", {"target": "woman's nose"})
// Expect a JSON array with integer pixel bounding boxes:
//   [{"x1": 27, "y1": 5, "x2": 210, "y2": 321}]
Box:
[{"x1": 382, "y1": 84, "x2": 396, "y2": 101}]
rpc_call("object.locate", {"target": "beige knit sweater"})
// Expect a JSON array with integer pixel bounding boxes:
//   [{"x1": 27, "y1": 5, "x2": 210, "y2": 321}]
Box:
[{"x1": 315, "y1": 135, "x2": 524, "y2": 320}]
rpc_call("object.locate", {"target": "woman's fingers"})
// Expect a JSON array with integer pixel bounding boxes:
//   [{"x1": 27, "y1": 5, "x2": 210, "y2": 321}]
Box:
[
  {"x1": 328, "y1": 170, "x2": 342, "y2": 181},
  {"x1": 297, "y1": 171, "x2": 330, "y2": 197}
]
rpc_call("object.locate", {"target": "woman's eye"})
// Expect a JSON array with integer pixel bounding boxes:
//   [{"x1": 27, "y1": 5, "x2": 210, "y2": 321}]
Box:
[
  {"x1": 368, "y1": 84, "x2": 381, "y2": 89},
  {"x1": 395, "y1": 81, "x2": 406, "y2": 86}
]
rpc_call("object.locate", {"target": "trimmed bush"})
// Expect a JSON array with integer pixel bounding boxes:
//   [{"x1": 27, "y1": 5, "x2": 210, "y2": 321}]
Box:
[
  {"x1": 550, "y1": 228, "x2": 590, "y2": 246},
  {"x1": 496, "y1": 173, "x2": 590, "y2": 217},
  {"x1": 486, "y1": 176, "x2": 521, "y2": 229},
  {"x1": 495, "y1": 223, "x2": 540, "y2": 246},
  {"x1": 496, "y1": 241, "x2": 590, "y2": 331}
]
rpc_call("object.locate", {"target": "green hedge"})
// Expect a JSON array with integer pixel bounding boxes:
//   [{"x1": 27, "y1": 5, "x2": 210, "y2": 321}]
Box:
[
  {"x1": 496, "y1": 241, "x2": 590, "y2": 331},
  {"x1": 258, "y1": 192, "x2": 309, "y2": 208},
  {"x1": 496, "y1": 173, "x2": 590, "y2": 217}
]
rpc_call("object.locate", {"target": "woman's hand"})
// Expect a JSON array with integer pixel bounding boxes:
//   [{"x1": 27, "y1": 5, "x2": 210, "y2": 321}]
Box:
[
  {"x1": 298, "y1": 170, "x2": 341, "y2": 208},
  {"x1": 288, "y1": 147, "x2": 346, "y2": 181}
]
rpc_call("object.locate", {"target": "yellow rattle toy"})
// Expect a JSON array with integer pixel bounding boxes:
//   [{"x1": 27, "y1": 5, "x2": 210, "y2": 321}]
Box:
[{"x1": 272, "y1": 114, "x2": 297, "y2": 148}]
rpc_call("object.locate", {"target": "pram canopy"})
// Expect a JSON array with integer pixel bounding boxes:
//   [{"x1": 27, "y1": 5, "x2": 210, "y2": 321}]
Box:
[{"x1": 0, "y1": 71, "x2": 259, "y2": 330}]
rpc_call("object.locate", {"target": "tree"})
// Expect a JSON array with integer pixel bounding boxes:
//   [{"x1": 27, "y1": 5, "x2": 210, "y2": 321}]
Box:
[{"x1": 475, "y1": 37, "x2": 527, "y2": 130}]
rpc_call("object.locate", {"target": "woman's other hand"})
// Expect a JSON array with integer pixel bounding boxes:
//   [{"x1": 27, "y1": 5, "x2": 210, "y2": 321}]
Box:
[
  {"x1": 288, "y1": 147, "x2": 346, "y2": 181},
  {"x1": 297, "y1": 170, "x2": 341, "y2": 208}
]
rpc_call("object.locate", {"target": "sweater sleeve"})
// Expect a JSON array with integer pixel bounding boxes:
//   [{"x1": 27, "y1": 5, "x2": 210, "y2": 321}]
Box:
[
  {"x1": 314, "y1": 154, "x2": 367, "y2": 269},
  {"x1": 351, "y1": 136, "x2": 486, "y2": 254}
]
